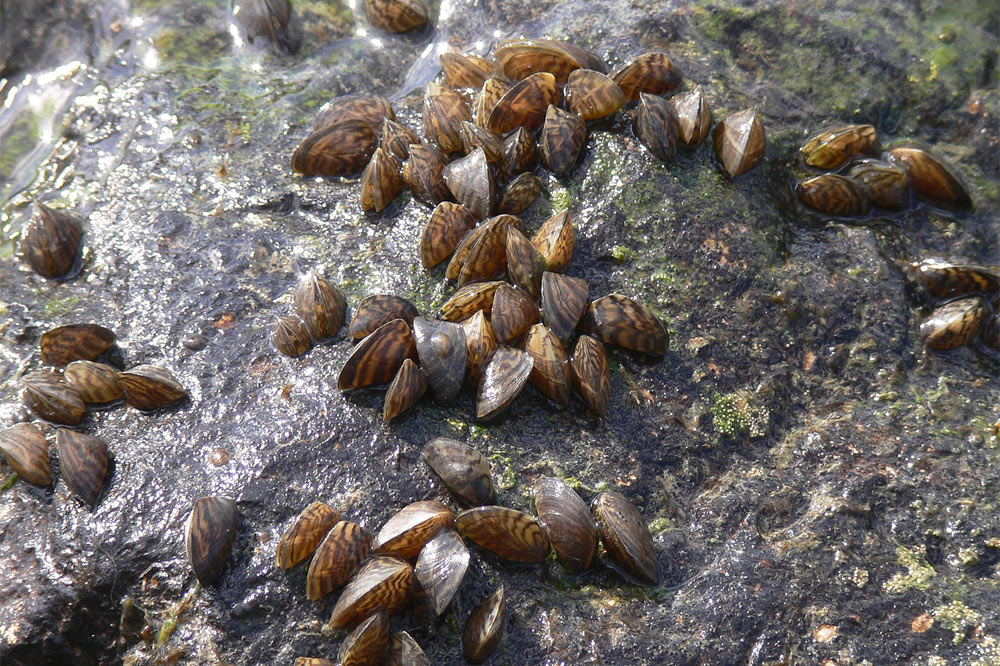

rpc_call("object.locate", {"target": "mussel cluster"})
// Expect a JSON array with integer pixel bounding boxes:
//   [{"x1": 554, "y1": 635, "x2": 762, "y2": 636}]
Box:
[
  {"x1": 19, "y1": 201, "x2": 85, "y2": 280},
  {"x1": 914, "y1": 260, "x2": 999, "y2": 352},
  {"x1": 795, "y1": 124, "x2": 973, "y2": 215}
]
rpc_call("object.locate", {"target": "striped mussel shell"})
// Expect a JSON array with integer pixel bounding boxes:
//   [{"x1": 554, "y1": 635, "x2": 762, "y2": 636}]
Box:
[
  {"x1": 307, "y1": 521, "x2": 373, "y2": 600},
  {"x1": 55, "y1": 429, "x2": 109, "y2": 505},
  {"x1": 386, "y1": 631, "x2": 430, "y2": 666},
  {"x1": 495, "y1": 38, "x2": 603, "y2": 83},
  {"x1": 491, "y1": 283, "x2": 540, "y2": 344},
  {"x1": 365, "y1": 0, "x2": 428, "y2": 33},
  {"x1": 337, "y1": 319, "x2": 417, "y2": 391},
  {"x1": 920, "y1": 297, "x2": 987, "y2": 351},
  {"x1": 499, "y1": 172, "x2": 542, "y2": 216},
  {"x1": 372, "y1": 500, "x2": 454, "y2": 559},
  {"x1": 461, "y1": 311, "x2": 497, "y2": 383},
  {"x1": 118, "y1": 365, "x2": 187, "y2": 410},
  {"x1": 846, "y1": 158, "x2": 910, "y2": 211},
  {"x1": 414, "y1": 528, "x2": 469, "y2": 620},
  {"x1": 65, "y1": 360, "x2": 124, "y2": 403},
  {"x1": 293, "y1": 658, "x2": 333, "y2": 666},
  {"x1": 474, "y1": 77, "x2": 511, "y2": 129},
  {"x1": 671, "y1": 87, "x2": 712, "y2": 148},
  {"x1": 635, "y1": 92, "x2": 679, "y2": 163},
  {"x1": 502, "y1": 127, "x2": 537, "y2": 179},
  {"x1": 531, "y1": 210, "x2": 575, "y2": 273},
  {"x1": 360, "y1": 147, "x2": 404, "y2": 213},
  {"x1": 420, "y1": 202, "x2": 475, "y2": 269},
  {"x1": 348, "y1": 295, "x2": 418, "y2": 340},
  {"x1": 800, "y1": 124, "x2": 877, "y2": 169},
  {"x1": 403, "y1": 144, "x2": 452, "y2": 206},
  {"x1": 413, "y1": 317, "x2": 467, "y2": 404},
  {"x1": 565, "y1": 68, "x2": 625, "y2": 120},
  {"x1": 886, "y1": 146, "x2": 972, "y2": 209},
  {"x1": 21, "y1": 201, "x2": 83, "y2": 280},
  {"x1": 444, "y1": 147, "x2": 496, "y2": 221},
  {"x1": 423, "y1": 82, "x2": 471, "y2": 154},
  {"x1": 796, "y1": 173, "x2": 872, "y2": 216},
  {"x1": 915, "y1": 259, "x2": 999, "y2": 299},
  {"x1": 272, "y1": 316, "x2": 312, "y2": 358},
  {"x1": 381, "y1": 118, "x2": 420, "y2": 160},
  {"x1": 522, "y1": 324, "x2": 571, "y2": 407},
  {"x1": 456, "y1": 506, "x2": 551, "y2": 562},
  {"x1": 610, "y1": 52, "x2": 682, "y2": 102},
  {"x1": 476, "y1": 346, "x2": 534, "y2": 420},
  {"x1": 329, "y1": 556, "x2": 415, "y2": 627},
  {"x1": 540, "y1": 271, "x2": 588, "y2": 342},
  {"x1": 294, "y1": 271, "x2": 347, "y2": 342},
  {"x1": 533, "y1": 476, "x2": 598, "y2": 573},
  {"x1": 448, "y1": 215, "x2": 523, "y2": 286},
  {"x1": 22, "y1": 369, "x2": 86, "y2": 425},
  {"x1": 581, "y1": 294, "x2": 668, "y2": 356},
  {"x1": 291, "y1": 120, "x2": 377, "y2": 176},
  {"x1": 0, "y1": 423, "x2": 53, "y2": 487},
  {"x1": 338, "y1": 610, "x2": 390, "y2": 666},
  {"x1": 185, "y1": 495, "x2": 240, "y2": 585},
  {"x1": 459, "y1": 121, "x2": 504, "y2": 164},
  {"x1": 713, "y1": 108, "x2": 766, "y2": 177},
  {"x1": 313, "y1": 94, "x2": 396, "y2": 132},
  {"x1": 570, "y1": 335, "x2": 610, "y2": 417},
  {"x1": 488, "y1": 72, "x2": 561, "y2": 134},
  {"x1": 40, "y1": 323, "x2": 115, "y2": 367},
  {"x1": 383, "y1": 359, "x2": 428, "y2": 422},
  {"x1": 422, "y1": 437, "x2": 495, "y2": 507},
  {"x1": 232, "y1": 0, "x2": 299, "y2": 56},
  {"x1": 441, "y1": 281, "x2": 503, "y2": 322},
  {"x1": 441, "y1": 51, "x2": 506, "y2": 90},
  {"x1": 462, "y1": 585, "x2": 506, "y2": 664},
  {"x1": 539, "y1": 105, "x2": 587, "y2": 175},
  {"x1": 275, "y1": 501, "x2": 339, "y2": 569},
  {"x1": 506, "y1": 226, "x2": 547, "y2": 298},
  {"x1": 592, "y1": 490, "x2": 659, "y2": 585}
]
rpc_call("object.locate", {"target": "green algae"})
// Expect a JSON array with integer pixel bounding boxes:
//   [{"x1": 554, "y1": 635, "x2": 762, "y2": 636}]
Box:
[
  {"x1": 711, "y1": 390, "x2": 770, "y2": 439},
  {"x1": 933, "y1": 600, "x2": 984, "y2": 645},
  {"x1": 884, "y1": 544, "x2": 936, "y2": 593}
]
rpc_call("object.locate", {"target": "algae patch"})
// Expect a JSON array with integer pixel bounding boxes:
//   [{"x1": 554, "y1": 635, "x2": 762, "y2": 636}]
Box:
[{"x1": 884, "y1": 545, "x2": 936, "y2": 593}]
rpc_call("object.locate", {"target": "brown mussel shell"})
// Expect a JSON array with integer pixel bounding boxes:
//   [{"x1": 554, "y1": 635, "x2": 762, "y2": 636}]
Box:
[
  {"x1": 307, "y1": 521, "x2": 373, "y2": 600},
  {"x1": 185, "y1": 495, "x2": 240, "y2": 586},
  {"x1": 920, "y1": 297, "x2": 987, "y2": 351},
  {"x1": 495, "y1": 38, "x2": 602, "y2": 83},
  {"x1": 349, "y1": 295, "x2": 419, "y2": 340},
  {"x1": 476, "y1": 346, "x2": 534, "y2": 420},
  {"x1": 441, "y1": 52, "x2": 505, "y2": 90},
  {"x1": 386, "y1": 631, "x2": 430, "y2": 666},
  {"x1": 413, "y1": 317, "x2": 468, "y2": 404},
  {"x1": 635, "y1": 92, "x2": 679, "y2": 163},
  {"x1": 887, "y1": 146, "x2": 972, "y2": 209},
  {"x1": 499, "y1": 172, "x2": 542, "y2": 216},
  {"x1": 0, "y1": 423, "x2": 53, "y2": 486},
  {"x1": 462, "y1": 585, "x2": 506, "y2": 664},
  {"x1": 118, "y1": 365, "x2": 186, "y2": 411},
  {"x1": 461, "y1": 311, "x2": 497, "y2": 383},
  {"x1": 565, "y1": 68, "x2": 625, "y2": 120},
  {"x1": 795, "y1": 173, "x2": 872, "y2": 216},
  {"x1": 403, "y1": 144, "x2": 452, "y2": 206},
  {"x1": 365, "y1": 0, "x2": 428, "y2": 33},
  {"x1": 582, "y1": 294, "x2": 669, "y2": 356},
  {"x1": 21, "y1": 201, "x2": 83, "y2": 279},
  {"x1": 373, "y1": 500, "x2": 454, "y2": 559},
  {"x1": 531, "y1": 210, "x2": 575, "y2": 273},
  {"x1": 40, "y1": 324, "x2": 115, "y2": 367},
  {"x1": 22, "y1": 370, "x2": 87, "y2": 424},
  {"x1": 338, "y1": 610, "x2": 390, "y2": 666},
  {"x1": 522, "y1": 324, "x2": 571, "y2": 407},
  {"x1": 570, "y1": 335, "x2": 610, "y2": 417},
  {"x1": 456, "y1": 506, "x2": 550, "y2": 562},
  {"x1": 443, "y1": 147, "x2": 495, "y2": 221},
  {"x1": 291, "y1": 120, "x2": 377, "y2": 176},
  {"x1": 420, "y1": 202, "x2": 476, "y2": 269},
  {"x1": 671, "y1": 87, "x2": 712, "y2": 148},
  {"x1": 55, "y1": 429, "x2": 109, "y2": 506},
  {"x1": 539, "y1": 272, "x2": 588, "y2": 342},
  {"x1": 272, "y1": 316, "x2": 312, "y2": 358},
  {"x1": 423, "y1": 82, "x2": 472, "y2": 154},
  {"x1": 502, "y1": 126, "x2": 538, "y2": 178},
  {"x1": 314, "y1": 93, "x2": 396, "y2": 132},
  {"x1": 414, "y1": 528, "x2": 469, "y2": 620},
  {"x1": 441, "y1": 280, "x2": 504, "y2": 322},
  {"x1": 449, "y1": 215, "x2": 523, "y2": 286},
  {"x1": 329, "y1": 556, "x2": 415, "y2": 628},
  {"x1": 713, "y1": 108, "x2": 766, "y2": 177},
  {"x1": 505, "y1": 226, "x2": 547, "y2": 298},
  {"x1": 338, "y1": 319, "x2": 417, "y2": 391},
  {"x1": 360, "y1": 148, "x2": 404, "y2": 213},
  {"x1": 491, "y1": 284, "x2": 540, "y2": 344},
  {"x1": 474, "y1": 77, "x2": 511, "y2": 129},
  {"x1": 533, "y1": 476, "x2": 598, "y2": 572},
  {"x1": 846, "y1": 158, "x2": 910, "y2": 211},
  {"x1": 611, "y1": 53, "x2": 682, "y2": 102},
  {"x1": 916, "y1": 260, "x2": 999, "y2": 299},
  {"x1": 381, "y1": 118, "x2": 421, "y2": 160},
  {"x1": 488, "y1": 72, "x2": 561, "y2": 134},
  {"x1": 293, "y1": 659, "x2": 334, "y2": 666},
  {"x1": 540, "y1": 105, "x2": 587, "y2": 175},
  {"x1": 801, "y1": 124, "x2": 877, "y2": 169},
  {"x1": 459, "y1": 121, "x2": 504, "y2": 164},
  {"x1": 276, "y1": 501, "x2": 340, "y2": 569},
  {"x1": 422, "y1": 437, "x2": 495, "y2": 507},
  {"x1": 383, "y1": 359, "x2": 428, "y2": 422},
  {"x1": 592, "y1": 490, "x2": 659, "y2": 585},
  {"x1": 64, "y1": 360, "x2": 124, "y2": 403},
  {"x1": 294, "y1": 271, "x2": 348, "y2": 342}
]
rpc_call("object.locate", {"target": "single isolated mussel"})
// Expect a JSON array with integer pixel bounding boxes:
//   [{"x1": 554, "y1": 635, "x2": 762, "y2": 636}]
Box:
[
  {"x1": 462, "y1": 585, "x2": 506, "y2": 664},
  {"x1": 185, "y1": 495, "x2": 240, "y2": 585},
  {"x1": 592, "y1": 490, "x2": 659, "y2": 585},
  {"x1": 55, "y1": 428, "x2": 109, "y2": 505},
  {"x1": 713, "y1": 108, "x2": 766, "y2": 177},
  {"x1": 21, "y1": 201, "x2": 83, "y2": 279}
]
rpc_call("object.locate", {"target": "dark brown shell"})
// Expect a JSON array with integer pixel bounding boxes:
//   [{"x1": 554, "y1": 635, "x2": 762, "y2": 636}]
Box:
[
  {"x1": 499, "y1": 172, "x2": 542, "y2": 216},
  {"x1": 533, "y1": 476, "x2": 598, "y2": 572},
  {"x1": 671, "y1": 87, "x2": 712, "y2": 148},
  {"x1": 22, "y1": 369, "x2": 87, "y2": 424},
  {"x1": 64, "y1": 360, "x2": 123, "y2": 403},
  {"x1": 583, "y1": 294, "x2": 669, "y2": 356},
  {"x1": 403, "y1": 144, "x2": 452, "y2": 206},
  {"x1": 456, "y1": 506, "x2": 551, "y2": 562},
  {"x1": 796, "y1": 173, "x2": 872, "y2": 216},
  {"x1": 635, "y1": 92, "x2": 679, "y2": 163},
  {"x1": 329, "y1": 556, "x2": 415, "y2": 628},
  {"x1": 413, "y1": 317, "x2": 467, "y2": 404},
  {"x1": 505, "y1": 226, "x2": 546, "y2": 298},
  {"x1": 920, "y1": 297, "x2": 987, "y2": 350},
  {"x1": 461, "y1": 311, "x2": 497, "y2": 383},
  {"x1": 118, "y1": 365, "x2": 186, "y2": 410},
  {"x1": 272, "y1": 316, "x2": 312, "y2": 357},
  {"x1": 441, "y1": 52, "x2": 505, "y2": 89},
  {"x1": 381, "y1": 118, "x2": 421, "y2": 160},
  {"x1": 570, "y1": 335, "x2": 610, "y2": 417},
  {"x1": 55, "y1": 429, "x2": 109, "y2": 505},
  {"x1": 276, "y1": 501, "x2": 339, "y2": 569},
  {"x1": 522, "y1": 324, "x2": 571, "y2": 407},
  {"x1": 365, "y1": 0, "x2": 427, "y2": 33},
  {"x1": 887, "y1": 147, "x2": 972, "y2": 209},
  {"x1": 565, "y1": 69, "x2": 625, "y2": 120},
  {"x1": 423, "y1": 82, "x2": 472, "y2": 153},
  {"x1": 448, "y1": 215, "x2": 523, "y2": 286},
  {"x1": 338, "y1": 610, "x2": 390, "y2": 666},
  {"x1": 373, "y1": 500, "x2": 454, "y2": 559},
  {"x1": 443, "y1": 147, "x2": 496, "y2": 221},
  {"x1": 386, "y1": 632, "x2": 430, "y2": 666},
  {"x1": 440, "y1": 280, "x2": 504, "y2": 322},
  {"x1": 610, "y1": 53, "x2": 682, "y2": 102},
  {"x1": 713, "y1": 108, "x2": 766, "y2": 178},
  {"x1": 383, "y1": 358, "x2": 428, "y2": 422},
  {"x1": 531, "y1": 210, "x2": 575, "y2": 273},
  {"x1": 360, "y1": 147, "x2": 404, "y2": 213},
  {"x1": 338, "y1": 319, "x2": 417, "y2": 391},
  {"x1": 291, "y1": 120, "x2": 377, "y2": 176},
  {"x1": 539, "y1": 105, "x2": 587, "y2": 175},
  {"x1": 474, "y1": 77, "x2": 511, "y2": 129},
  {"x1": 0, "y1": 423, "x2": 53, "y2": 486},
  {"x1": 801, "y1": 124, "x2": 877, "y2": 169},
  {"x1": 313, "y1": 93, "x2": 395, "y2": 132},
  {"x1": 502, "y1": 126, "x2": 537, "y2": 178},
  {"x1": 420, "y1": 202, "x2": 475, "y2": 269},
  {"x1": 476, "y1": 346, "x2": 534, "y2": 420},
  {"x1": 488, "y1": 72, "x2": 561, "y2": 134},
  {"x1": 307, "y1": 521, "x2": 373, "y2": 600},
  {"x1": 21, "y1": 201, "x2": 83, "y2": 279},
  {"x1": 422, "y1": 437, "x2": 495, "y2": 507},
  {"x1": 185, "y1": 495, "x2": 240, "y2": 586},
  {"x1": 495, "y1": 38, "x2": 598, "y2": 83},
  {"x1": 491, "y1": 284, "x2": 540, "y2": 344},
  {"x1": 592, "y1": 490, "x2": 659, "y2": 585},
  {"x1": 916, "y1": 260, "x2": 999, "y2": 299},
  {"x1": 459, "y1": 121, "x2": 504, "y2": 164},
  {"x1": 414, "y1": 528, "x2": 469, "y2": 620},
  {"x1": 349, "y1": 295, "x2": 419, "y2": 340},
  {"x1": 539, "y1": 272, "x2": 588, "y2": 342},
  {"x1": 294, "y1": 272, "x2": 347, "y2": 342},
  {"x1": 846, "y1": 158, "x2": 910, "y2": 211},
  {"x1": 40, "y1": 324, "x2": 115, "y2": 367},
  {"x1": 462, "y1": 585, "x2": 506, "y2": 664}
]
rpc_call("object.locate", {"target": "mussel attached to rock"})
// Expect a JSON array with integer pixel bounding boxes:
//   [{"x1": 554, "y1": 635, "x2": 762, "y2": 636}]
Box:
[
  {"x1": 456, "y1": 505, "x2": 551, "y2": 562},
  {"x1": 294, "y1": 271, "x2": 347, "y2": 342},
  {"x1": 920, "y1": 297, "x2": 988, "y2": 350},
  {"x1": 117, "y1": 365, "x2": 187, "y2": 411},
  {"x1": 0, "y1": 423, "x2": 53, "y2": 487},
  {"x1": 443, "y1": 147, "x2": 495, "y2": 220},
  {"x1": 582, "y1": 294, "x2": 668, "y2": 356},
  {"x1": 413, "y1": 317, "x2": 467, "y2": 404},
  {"x1": 338, "y1": 610, "x2": 390, "y2": 666},
  {"x1": 276, "y1": 501, "x2": 340, "y2": 569},
  {"x1": 570, "y1": 335, "x2": 610, "y2": 417},
  {"x1": 420, "y1": 202, "x2": 476, "y2": 269},
  {"x1": 360, "y1": 148, "x2": 404, "y2": 213},
  {"x1": 329, "y1": 556, "x2": 415, "y2": 627},
  {"x1": 671, "y1": 87, "x2": 712, "y2": 148},
  {"x1": 55, "y1": 429, "x2": 109, "y2": 505},
  {"x1": 185, "y1": 495, "x2": 240, "y2": 585},
  {"x1": 40, "y1": 324, "x2": 115, "y2": 367},
  {"x1": 476, "y1": 347, "x2": 534, "y2": 420},
  {"x1": 886, "y1": 146, "x2": 972, "y2": 209},
  {"x1": 533, "y1": 477, "x2": 598, "y2": 573},
  {"x1": 531, "y1": 210, "x2": 575, "y2": 273},
  {"x1": 423, "y1": 438, "x2": 495, "y2": 507},
  {"x1": 307, "y1": 521, "x2": 373, "y2": 600},
  {"x1": 381, "y1": 118, "x2": 420, "y2": 160},
  {"x1": 461, "y1": 311, "x2": 497, "y2": 383},
  {"x1": 610, "y1": 53, "x2": 682, "y2": 102},
  {"x1": 349, "y1": 295, "x2": 419, "y2": 340},
  {"x1": 462, "y1": 585, "x2": 506, "y2": 664},
  {"x1": 795, "y1": 173, "x2": 871, "y2": 216},
  {"x1": 64, "y1": 360, "x2": 124, "y2": 404},
  {"x1": 365, "y1": 0, "x2": 428, "y2": 33},
  {"x1": 386, "y1": 631, "x2": 430, "y2": 666},
  {"x1": 272, "y1": 316, "x2": 312, "y2": 357},
  {"x1": 592, "y1": 490, "x2": 659, "y2": 585},
  {"x1": 915, "y1": 260, "x2": 999, "y2": 299},
  {"x1": 21, "y1": 201, "x2": 83, "y2": 279},
  {"x1": 491, "y1": 284, "x2": 540, "y2": 344},
  {"x1": 540, "y1": 105, "x2": 587, "y2": 175},
  {"x1": 372, "y1": 500, "x2": 454, "y2": 559},
  {"x1": 634, "y1": 92, "x2": 679, "y2": 163},
  {"x1": 291, "y1": 120, "x2": 377, "y2": 176},
  {"x1": 522, "y1": 324, "x2": 571, "y2": 407},
  {"x1": 800, "y1": 124, "x2": 877, "y2": 169},
  {"x1": 314, "y1": 94, "x2": 396, "y2": 132},
  {"x1": 713, "y1": 108, "x2": 765, "y2": 177},
  {"x1": 383, "y1": 359, "x2": 428, "y2": 422},
  {"x1": 414, "y1": 528, "x2": 469, "y2": 620},
  {"x1": 22, "y1": 370, "x2": 87, "y2": 424},
  {"x1": 564, "y1": 69, "x2": 625, "y2": 120},
  {"x1": 488, "y1": 72, "x2": 561, "y2": 134},
  {"x1": 403, "y1": 144, "x2": 452, "y2": 206},
  {"x1": 338, "y1": 319, "x2": 417, "y2": 391},
  {"x1": 505, "y1": 226, "x2": 547, "y2": 298},
  {"x1": 499, "y1": 172, "x2": 542, "y2": 216},
  {"x1": 539, "y1": 272, "x2": 588, "y2": 342},
  {"x1": 845, "y1": 158, "x2": 910, "y2": 211},
  {"x1": 424, "y1": 82, "x2": 472, "y2": 154},
  {"x1": 441, "y1": 51, "x2": 506, "y2": 90}
]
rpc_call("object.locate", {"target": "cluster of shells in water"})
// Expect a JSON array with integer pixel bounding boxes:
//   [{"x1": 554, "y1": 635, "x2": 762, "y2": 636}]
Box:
[
  {"x1": 184, "y1": 437, "x2": 659, "y2": 665},
  {"x1": 913, "y1": 260, "x2": 999, "y2": 353},
  {"x1": 794, "y1": 124, "x2": 973, "y2": 215},
  {"x1": 0, "y1": 324, "x2": 187, "y2": 503}
]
